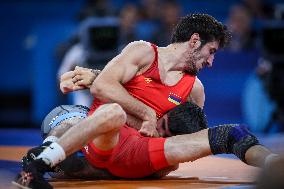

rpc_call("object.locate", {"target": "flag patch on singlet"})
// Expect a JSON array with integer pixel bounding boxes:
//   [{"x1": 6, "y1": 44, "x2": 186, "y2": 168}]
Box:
[{"x1": 168, "y1": 93, "x2": 182, "y2": 105}]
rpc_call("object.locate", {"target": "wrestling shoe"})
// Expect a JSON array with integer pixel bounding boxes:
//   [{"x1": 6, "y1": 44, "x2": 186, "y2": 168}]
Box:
[
  {"x1": 21, "y1": 142, "x2": 52, "y2": 170},
  {"x1": 12, "y1": 158, "x2": 53, "y2": 189}
]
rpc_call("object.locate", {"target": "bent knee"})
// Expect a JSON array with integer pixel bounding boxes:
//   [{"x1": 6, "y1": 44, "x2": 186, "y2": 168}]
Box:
[
  {"x1": 108, "y1": 103, "x2": 127, "y2": 125},
  {"x1": 97, "y1": 103, "x2": 127, "y2": 128}
]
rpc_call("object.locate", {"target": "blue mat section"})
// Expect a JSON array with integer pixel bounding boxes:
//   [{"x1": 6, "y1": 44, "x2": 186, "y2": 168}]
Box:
[
  {"x1": 0, "y1": 160, "x2": 21, "y2": 187},
  {"x1": 0, "y1": 129, "x2": 42, "y2": 146},
  {"x1": 0, "y1": 160, "x2": 21, "y2": 173}
]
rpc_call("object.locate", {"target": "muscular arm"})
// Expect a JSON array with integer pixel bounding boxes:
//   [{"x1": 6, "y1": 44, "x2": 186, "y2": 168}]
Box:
[
  {"x1": 187, "y1": 78, "x2": 205, "y2": 109},
  {"x1": 59, "y1": 64, "x2": 149, "y2": 132},
  {"x1": 59, "y1": 44, "x2": 158, "y2": 135},
  {"x1": 91, "y1": 41, "x2": 158, "y2": 134}
]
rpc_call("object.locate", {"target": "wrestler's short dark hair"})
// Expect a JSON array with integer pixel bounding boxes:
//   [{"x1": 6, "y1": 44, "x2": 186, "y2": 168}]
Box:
[
  {"x1": 168, "y1": 102, "x2": 208, "y2": 135},
  {"x1": 171, "y1": 13, "x2": 231, "y2": 48}
]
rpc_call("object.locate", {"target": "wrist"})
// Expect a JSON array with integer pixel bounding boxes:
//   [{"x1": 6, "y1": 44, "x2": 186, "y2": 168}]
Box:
[
  {"x1": 144, "y1": 108, "x2": 157, "y2": 122},
  {"x1": 87, "y1": 69, "x2": 101, "y2": 88},
  {"x1": 91, "y1": 69, "x2": 101, "y2": 77}
]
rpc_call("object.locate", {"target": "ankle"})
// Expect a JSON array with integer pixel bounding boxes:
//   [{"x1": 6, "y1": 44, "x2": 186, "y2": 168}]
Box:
[{"x1": 37, "y1": 142, "x2": 66, "y2": 167}]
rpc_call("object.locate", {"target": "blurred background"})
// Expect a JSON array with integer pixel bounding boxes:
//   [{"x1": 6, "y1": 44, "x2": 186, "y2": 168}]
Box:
[{"x1": 0, "y1": 0, "x2": 284, "y2": 135}]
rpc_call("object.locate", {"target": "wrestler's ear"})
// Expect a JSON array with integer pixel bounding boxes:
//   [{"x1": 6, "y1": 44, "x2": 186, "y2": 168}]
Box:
[{"x1": 189, "y1": 33, "x2": 201, "y2": 49}]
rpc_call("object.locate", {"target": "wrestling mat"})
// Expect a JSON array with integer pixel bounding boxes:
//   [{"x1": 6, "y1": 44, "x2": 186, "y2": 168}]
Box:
[
  {"x1": 1, "y1": 129, "x2": 283, "y2": 189},
  {"x1": 0, "y1": 146, "x2": 258, "y2": 189}
]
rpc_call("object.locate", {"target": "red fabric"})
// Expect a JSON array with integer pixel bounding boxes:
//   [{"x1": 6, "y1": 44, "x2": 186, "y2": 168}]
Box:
[
  {"x1": 82, "y1": 125, "x2": 169, "y2": 178},
  {"x1": 89, "y1": 43, "x2": 195, "y2": 117},
  {"x1": 82, "y1": 142, "x2": 112, "y2": 169},
  {"x1": 148, "y1": 137, "x2": 168, "y2": 171}
]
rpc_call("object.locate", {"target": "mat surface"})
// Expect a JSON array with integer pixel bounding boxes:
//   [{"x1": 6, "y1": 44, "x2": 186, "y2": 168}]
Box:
[
  {"x1": 0, "y1": 146, "x2": 259, "y2": 189},
  {"x1": 1, "y1": 129, "x2": 284, "y2": 189}
]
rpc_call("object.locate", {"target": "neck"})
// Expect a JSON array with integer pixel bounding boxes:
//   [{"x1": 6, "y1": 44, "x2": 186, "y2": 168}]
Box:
[{"x1": 158, "y1": 43, "x2": 188, "y2": 72}]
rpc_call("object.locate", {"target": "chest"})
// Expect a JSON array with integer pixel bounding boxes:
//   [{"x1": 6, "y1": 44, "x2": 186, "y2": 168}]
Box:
[{"x1": 124, "y1": 75, "x2": 193, "y2": 117}]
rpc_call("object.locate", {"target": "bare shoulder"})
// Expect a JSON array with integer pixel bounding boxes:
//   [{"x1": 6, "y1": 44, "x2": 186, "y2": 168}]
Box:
[
  {"x1": 97, "y1": 41, "x2": 155, "y2": 83},
  {"x1": 192, "y1": 78, "x2": 204, "y2": 91},
  {"x1": 126, "y1": 40, "x2": 153, "y2": 51},
  {"x1": 188, "y1": 77, "x2": 205, "y2": 109},
  {"x1": 122, "y1": 40, "x2": 155, "y2": 66}
]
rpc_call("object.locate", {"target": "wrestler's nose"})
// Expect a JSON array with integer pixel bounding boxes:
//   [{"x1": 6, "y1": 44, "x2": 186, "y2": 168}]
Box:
[{"x1": 207, "y1": 55, "x2": 214, "y2": 67}]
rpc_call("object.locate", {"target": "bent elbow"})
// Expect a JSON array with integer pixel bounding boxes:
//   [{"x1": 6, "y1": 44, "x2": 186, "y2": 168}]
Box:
[
  {"x1": 90, "y1": 80, "x2": 103, "y2": 97},
  {"x1": 90, "y1": 80, "x2": 113, "y2": 103}
]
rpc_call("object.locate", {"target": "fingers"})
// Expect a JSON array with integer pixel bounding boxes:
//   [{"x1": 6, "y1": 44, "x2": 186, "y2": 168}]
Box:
[
  {"x1": 139, "y1": 129, "x2": 149, "y2": 136},
  {"x1": 61, "y1": 80, "x2": 85, "y2": 94},
  {"x1": 61, "y1": 66, "x2": 95, "y2": 90},
  {"x1": 73, "y1": 68, "x2": 83, "y2": 75},
  {"x1": 60, "y1": 80, "x2": 74, "y2": 94},
  {"x1": 152, "y1": 130, "x2": 160, "y2": 137},
  {"x1": 139, "y1": 128, "x2": 159, "y2": 137},
  {"x1": 72, "y1": 85, "x2": 85, "y2": 91},
  {"x1": 72, "y1": 74, "x2": 92, "y2": 87},
  {"x1": 74, "y1": 67, "x2": 92, "y2": 75},
  {"x1": 60, "y1": 71, "x2": 75, "y2": 81},
  {"x1": 62, "y1": 66, "x2": 92, "y2": 82},
  {"x1": 75, "y1": 80, "x2": 87, "y2": 86},
  {"x1": 60, "y1": 67, "x2": 93, "y2": 94},
  {"x1": 74, "y1": 66, "x2": 91, "y2": 75},
  {"x1": 75, "y1": 66, "x2": 89, "y2": 71},
  {"x1": 72, "y1": 75, "x2": 83, "y2": 83}
]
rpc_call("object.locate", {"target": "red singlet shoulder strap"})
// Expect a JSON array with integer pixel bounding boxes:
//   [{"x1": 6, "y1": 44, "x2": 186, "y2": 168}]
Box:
[{"x1": 142, "y1": 43, "x2": 159, "y2": 76}]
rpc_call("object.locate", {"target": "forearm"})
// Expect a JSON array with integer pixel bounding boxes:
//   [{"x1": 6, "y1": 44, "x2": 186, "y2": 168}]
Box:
[
  {"x1": 126, "y1": 114, "x2": 143, "y2": 130},
  {"x1": 91, "y1": 81, "x2": 156, "y2": 122}
]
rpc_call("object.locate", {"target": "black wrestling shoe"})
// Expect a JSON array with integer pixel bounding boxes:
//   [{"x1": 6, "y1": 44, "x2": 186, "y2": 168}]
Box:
[
  {"x1": 22, "y1": 142, "x2": 52, "y2": 170},
  {"x1": 12, "y1": 158, "x2": 53, "y2": 189}
]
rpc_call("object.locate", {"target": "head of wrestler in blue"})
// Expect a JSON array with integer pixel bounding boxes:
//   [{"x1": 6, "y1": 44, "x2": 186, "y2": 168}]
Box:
[
  {"x1": 157, "y1": 101, "x2": 208, "y2": 137},
  {"x1": 171, "y1": 14, "x2": 231, "y2": 75},
  {"x1": 41, "y1": 105, "x2": 89, "y2": 138}
]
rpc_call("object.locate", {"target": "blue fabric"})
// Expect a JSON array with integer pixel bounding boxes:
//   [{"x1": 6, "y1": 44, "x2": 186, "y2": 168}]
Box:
[
  {"x1": 76, "y1": 151, "x2": 85, "y2": 158},
  {"x1": 50, "y1": 112, "x2": 87, "y2": 129},
  {"x1": 229, "y1": 124, "x2": 251, "y2": 143}
]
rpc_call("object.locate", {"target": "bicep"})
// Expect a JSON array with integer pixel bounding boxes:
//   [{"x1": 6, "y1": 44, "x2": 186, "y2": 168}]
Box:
[
  {"x1": 97, "y1": 54, "x2": 138, "y2": 84},
  {"x1": 188, "y1": 78, "x2": 205, "y2": 109},
  {"x1": 95, "y1": 41, "x2": 153, "y2": 84}
]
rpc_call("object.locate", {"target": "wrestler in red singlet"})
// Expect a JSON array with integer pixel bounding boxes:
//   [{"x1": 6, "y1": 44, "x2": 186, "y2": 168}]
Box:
[{"x1": 82, "y1": 43, "x2": 196, "y2": 178}]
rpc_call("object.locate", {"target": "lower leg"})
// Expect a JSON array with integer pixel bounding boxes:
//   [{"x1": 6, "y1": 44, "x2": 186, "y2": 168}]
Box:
[
  {"x1": 14, "y1": 104, "x2": 126, "y2": 189},
  {"x1": 208, "y1": 124, "x2": 279, "y2": 167},
  {"x1": 164, "y1": 129, "x2": 211, "y2": 165},
  {"x1": 57, "y1": 103, "x2": 126, "y2": 156},
  {"x1": 245, "y1": 145, "x2": 279, "y2": 167},
  {"x1": 164, "y1": 124, "x2": 278, "y2": 167},
  {"x1": 37, "y1": 103, "x2": 126, "y2": 167}
]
